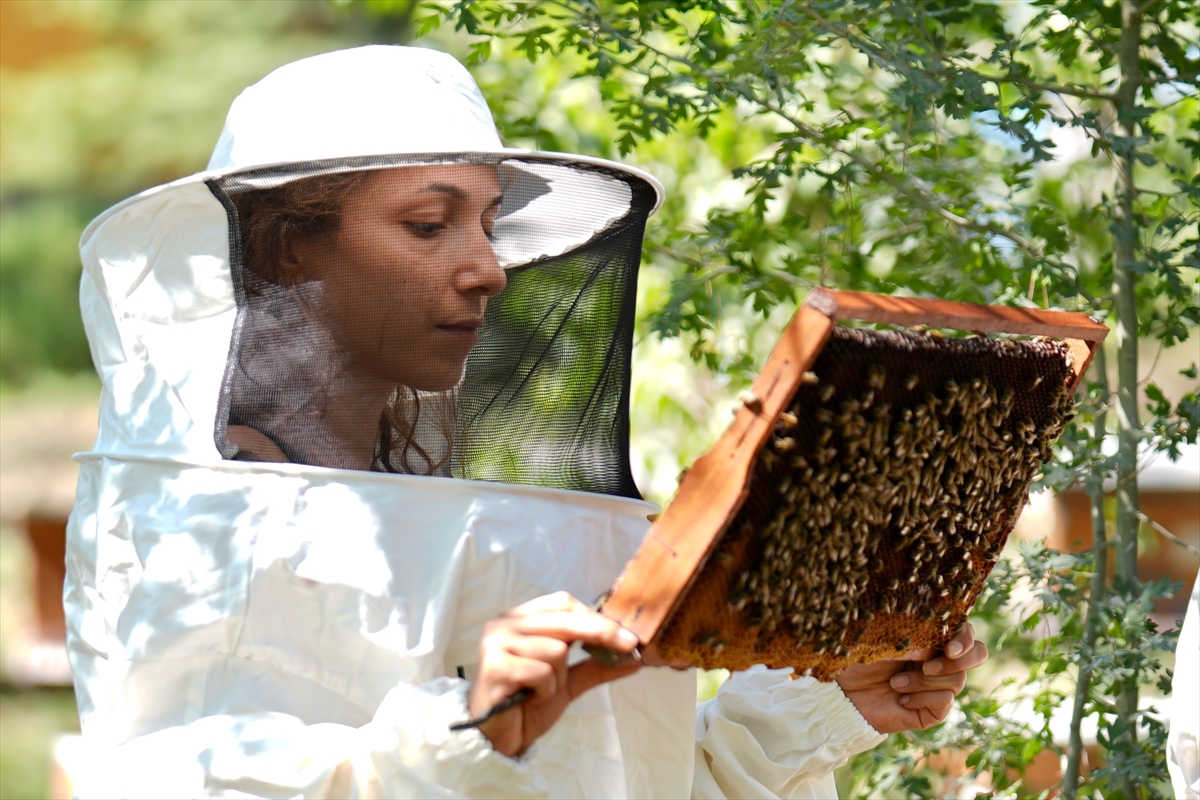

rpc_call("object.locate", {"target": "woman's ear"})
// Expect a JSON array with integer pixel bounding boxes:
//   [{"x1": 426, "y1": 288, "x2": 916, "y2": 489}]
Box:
[{"x1": 278, "y1": 227, "x2": 325, "y2": 286}]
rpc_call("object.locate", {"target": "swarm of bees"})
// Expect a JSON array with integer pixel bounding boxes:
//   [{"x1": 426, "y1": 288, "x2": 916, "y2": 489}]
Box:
[{"x1": 654, "y1": 325, "x2": 1076, "y2": 679}]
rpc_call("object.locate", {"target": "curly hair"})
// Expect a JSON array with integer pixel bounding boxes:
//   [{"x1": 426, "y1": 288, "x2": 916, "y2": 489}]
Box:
[
  {"x1": 233, "y1": 170, "x2": 371, "y2": 289},
  {"x1": 231, "y1": 170, "x2": 455, "y2": 476}
]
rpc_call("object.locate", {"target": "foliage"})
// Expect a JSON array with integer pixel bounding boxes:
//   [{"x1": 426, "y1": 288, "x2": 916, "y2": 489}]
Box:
[
  {"x1": 0, "y1": 686, "x2": 80, "y2": 800},
  {"x1": 389, "y1": 1, "x2": 1199, "y2": 796},
  {"x1": 0, "y1": 198, "x2": 97, "y2": 382},
  {"x1": 414, "y1": 0, "x2": 1196, "y2": 344},
  {"x1": 0, "y1": 0, "x2": 389, "y2": 383},
  {"x1": 835, "y1": 538, "x2": 1180, "y2": 798}
]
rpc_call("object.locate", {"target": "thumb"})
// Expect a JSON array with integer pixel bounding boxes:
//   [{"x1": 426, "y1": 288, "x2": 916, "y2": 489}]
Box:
[{"x1": 567, "y1": 659, "x2": 641, "y2": 700}]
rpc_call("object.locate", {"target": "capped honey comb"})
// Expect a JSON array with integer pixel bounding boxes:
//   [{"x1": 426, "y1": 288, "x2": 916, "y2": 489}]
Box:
[{"x1": 600, "y1": 289, "x2": 1108, "y2": 679}]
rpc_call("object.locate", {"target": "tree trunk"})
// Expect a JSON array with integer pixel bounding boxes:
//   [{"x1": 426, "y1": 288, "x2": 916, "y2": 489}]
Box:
[
  {"x1": 1062, "y1": 349, "x2": 1109, "y2": 800},
  {"x1": 1112, "y1": 2, "x2": 1143, "y2": 796}
]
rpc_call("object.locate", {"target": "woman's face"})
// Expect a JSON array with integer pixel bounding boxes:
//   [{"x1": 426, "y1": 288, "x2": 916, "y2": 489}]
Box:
[{"x1": 294, "y1": 164, "x2": 507, "y2": 392}]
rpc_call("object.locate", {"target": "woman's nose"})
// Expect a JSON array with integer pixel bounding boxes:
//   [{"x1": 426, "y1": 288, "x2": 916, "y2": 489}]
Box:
[{"x1": 455, "y1": 224, "x2": 507, "y2": 297}]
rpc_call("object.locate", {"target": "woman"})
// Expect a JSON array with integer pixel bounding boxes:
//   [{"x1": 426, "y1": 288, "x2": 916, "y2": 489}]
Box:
[
  {"x1": 223, "y1": 164, "x2": 508, "y2": 472},
  {"x1": 66, "y1": 45, "x2": 986, "y2": 796}
]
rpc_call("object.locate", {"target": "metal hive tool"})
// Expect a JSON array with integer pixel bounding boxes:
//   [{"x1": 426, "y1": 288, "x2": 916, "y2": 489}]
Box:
[{"x1": 601, "y1": 289, "x2": 1108, "y2": 679}]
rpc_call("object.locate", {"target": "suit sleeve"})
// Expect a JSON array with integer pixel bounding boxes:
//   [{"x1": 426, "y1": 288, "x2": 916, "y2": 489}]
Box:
[
  {"x1": 691, "y1": 666, "x2": 885, "y2": 800},
  {"x1": 72, "y1": 678, "x2": 549, "y2": 799}
]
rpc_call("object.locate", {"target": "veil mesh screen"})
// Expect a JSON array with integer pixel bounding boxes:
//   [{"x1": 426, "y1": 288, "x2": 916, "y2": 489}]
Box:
[{"x1": 208, "y1": 157, "x2": 654, "y2": 497}]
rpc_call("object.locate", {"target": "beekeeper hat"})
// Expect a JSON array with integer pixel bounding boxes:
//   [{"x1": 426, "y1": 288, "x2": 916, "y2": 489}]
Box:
[
  {"x1": 207, "y1": 45, "x2": 661, "y2": 268},
  {"x1": 79, "y1": 45, "x2": 661, "y2": 498}
]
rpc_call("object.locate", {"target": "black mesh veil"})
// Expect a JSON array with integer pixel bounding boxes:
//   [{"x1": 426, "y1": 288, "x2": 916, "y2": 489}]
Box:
[{"x1": 207, "y1": 155, "x2": 653, "y2": 498}]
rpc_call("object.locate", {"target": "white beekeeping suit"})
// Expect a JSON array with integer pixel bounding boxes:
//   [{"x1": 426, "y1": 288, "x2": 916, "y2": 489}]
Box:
[
  {"x1": 65, "y1": 45, "x2": 884, "y2": 799},
  {"x1": 1169, "y1": 577, "x2": 1200, "y2": 799}
]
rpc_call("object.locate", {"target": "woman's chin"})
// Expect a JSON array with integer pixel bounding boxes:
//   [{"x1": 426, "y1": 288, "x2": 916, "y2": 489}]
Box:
[{"x1": 399, "y1": 365, "x2": 468, "y2": 394}]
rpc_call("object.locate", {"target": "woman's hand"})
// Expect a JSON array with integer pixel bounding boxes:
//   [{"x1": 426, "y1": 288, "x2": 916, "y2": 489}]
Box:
[
  {"x1": 469, "y1": 592, "x2": 642, "y2": 757},
  {"x1": 834, "y1": 623, "x2": 988, "y2": 734}
]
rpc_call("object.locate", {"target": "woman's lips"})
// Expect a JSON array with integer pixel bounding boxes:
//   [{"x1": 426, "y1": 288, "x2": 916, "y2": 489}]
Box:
[{"x1": 436, "y1": 322, "x2": 482, "y2": 345}]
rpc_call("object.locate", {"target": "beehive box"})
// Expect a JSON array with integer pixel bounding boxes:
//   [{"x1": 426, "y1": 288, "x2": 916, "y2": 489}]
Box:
[{"x1": 602, "y1": 289, "x2": 1107, "y2": 679}]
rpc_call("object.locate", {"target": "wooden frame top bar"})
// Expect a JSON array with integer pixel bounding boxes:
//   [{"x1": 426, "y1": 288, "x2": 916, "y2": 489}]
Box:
[{"x1": 809, "y1": 288, "x2": 1110, "y2": 342}]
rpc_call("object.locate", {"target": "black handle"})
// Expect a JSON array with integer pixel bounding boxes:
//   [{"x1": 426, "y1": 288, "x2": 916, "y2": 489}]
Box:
[{"x1": 449, "y1": 687, "x2": 534, "y2": 732}]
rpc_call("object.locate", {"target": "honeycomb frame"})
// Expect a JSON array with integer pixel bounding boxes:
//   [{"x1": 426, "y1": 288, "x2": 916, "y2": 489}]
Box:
[{"x1": 600, "y1": 289, "x2": 1108, "y2": 678}]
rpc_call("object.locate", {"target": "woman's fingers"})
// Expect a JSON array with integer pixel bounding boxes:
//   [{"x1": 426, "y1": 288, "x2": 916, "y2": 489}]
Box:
[
  {"x1": 841, "y1": 621, "x2": 989, "y2": 735},
  {"x1": 566, "y1": 659, "x2": 642, "y2": 700},
  {"x1": 506, "y1": 637, "x2": 571, "y2": 699},
  {"x1": 944, "y1": 622, "x2": 976, "y2": 659},
  {"x1": 889, "y1": 667, "x2": 967, "y2": 695},
  {"x1": 475, "y1": 639, "x2": 565, "y2": 703},
  {"x1": 507, "y1": 591, "x2": 590, "y2": 616},
  {"x1": 893, "y1": 647, "x2": 936, "y2": 663},
  {"x1": 507, "y1": 611, "x2": 640, "y2": 653},
  {"x1": 922, "y1": 640, "x2": 988, "y2": 677},
  {"x1": 900, "y1": 688, "x2": 955, "y2": 711},
  {"x1": 502, "y1": 654, "x2": 560, "y2": 701},
  {"x1": 493, "y1": 593, "x2": 640, "y2": 654},
  {"x1": 470, "y1": 592, "x2": 645, "y2": 757},
  {"x1": 898, "y1": 689, "x2": 956, "y2": 726},
  {"x1": 638, "y1": 642, "x2": 692, "y2": 669}
]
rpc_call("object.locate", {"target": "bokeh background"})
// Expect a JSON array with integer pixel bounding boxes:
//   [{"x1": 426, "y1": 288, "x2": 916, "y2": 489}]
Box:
[
  {"x1": 1, "y1": 4, "x2": 404, "y2": 796},
  {"x1": 1, "y1": 2, "x2": 1196, "y2": 798}
]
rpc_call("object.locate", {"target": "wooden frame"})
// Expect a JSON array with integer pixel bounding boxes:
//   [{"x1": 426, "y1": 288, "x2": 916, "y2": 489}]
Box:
[{"x1": 601, "y1": 289, "x2": 1109, "y2": 645}]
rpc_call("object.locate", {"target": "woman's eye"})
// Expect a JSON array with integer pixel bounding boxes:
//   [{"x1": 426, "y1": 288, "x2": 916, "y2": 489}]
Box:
[
  {"x1": 482, "y1": 210, "x2": 499, "y2": 243},
  {"x1": 405, "y1": 221, "x2": 445, "y2": 237}
]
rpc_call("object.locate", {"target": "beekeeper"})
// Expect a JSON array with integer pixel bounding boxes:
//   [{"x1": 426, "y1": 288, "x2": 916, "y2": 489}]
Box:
[{"x1": 65, "y1": 45, "x2": 987, "y2": 798}]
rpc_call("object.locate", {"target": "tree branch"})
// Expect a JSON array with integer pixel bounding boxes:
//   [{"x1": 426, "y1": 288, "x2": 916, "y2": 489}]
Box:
[
  {"x1": 799, "y1": 4, "x2": 1119, "y2": 102},
  {"x1": 573, "y1": 14, "x2": 1051, "y2": 262},
  {"x1": 1138, "y1": 67, "x2": 1200, "y2": 87},
  {"x1": 759, "y1": 97, "x2": 1047, "y2": 258},
  {"x1": 1139, "y1": 511, "x2": 1200, "y2": 554},
  {"x1": 986, "y1": 73, "x2": 1118, "y2": 103}
]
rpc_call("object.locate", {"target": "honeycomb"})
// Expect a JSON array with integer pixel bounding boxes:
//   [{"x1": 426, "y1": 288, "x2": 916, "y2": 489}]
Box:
[{"x1": 654, "y1": 325, "x2": 1075, "y2": 679}]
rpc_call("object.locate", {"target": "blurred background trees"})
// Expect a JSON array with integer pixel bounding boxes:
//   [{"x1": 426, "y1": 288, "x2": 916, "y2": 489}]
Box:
[
  {"x1": 0, "y1": 3, "x2": 382, "y2": 796},
  {"x1": 1, "y1": 1, "x2": 1196, "y2": 798},
  {"x1": 0, "y1": 0, "x2": 379, "y2": 383}
]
